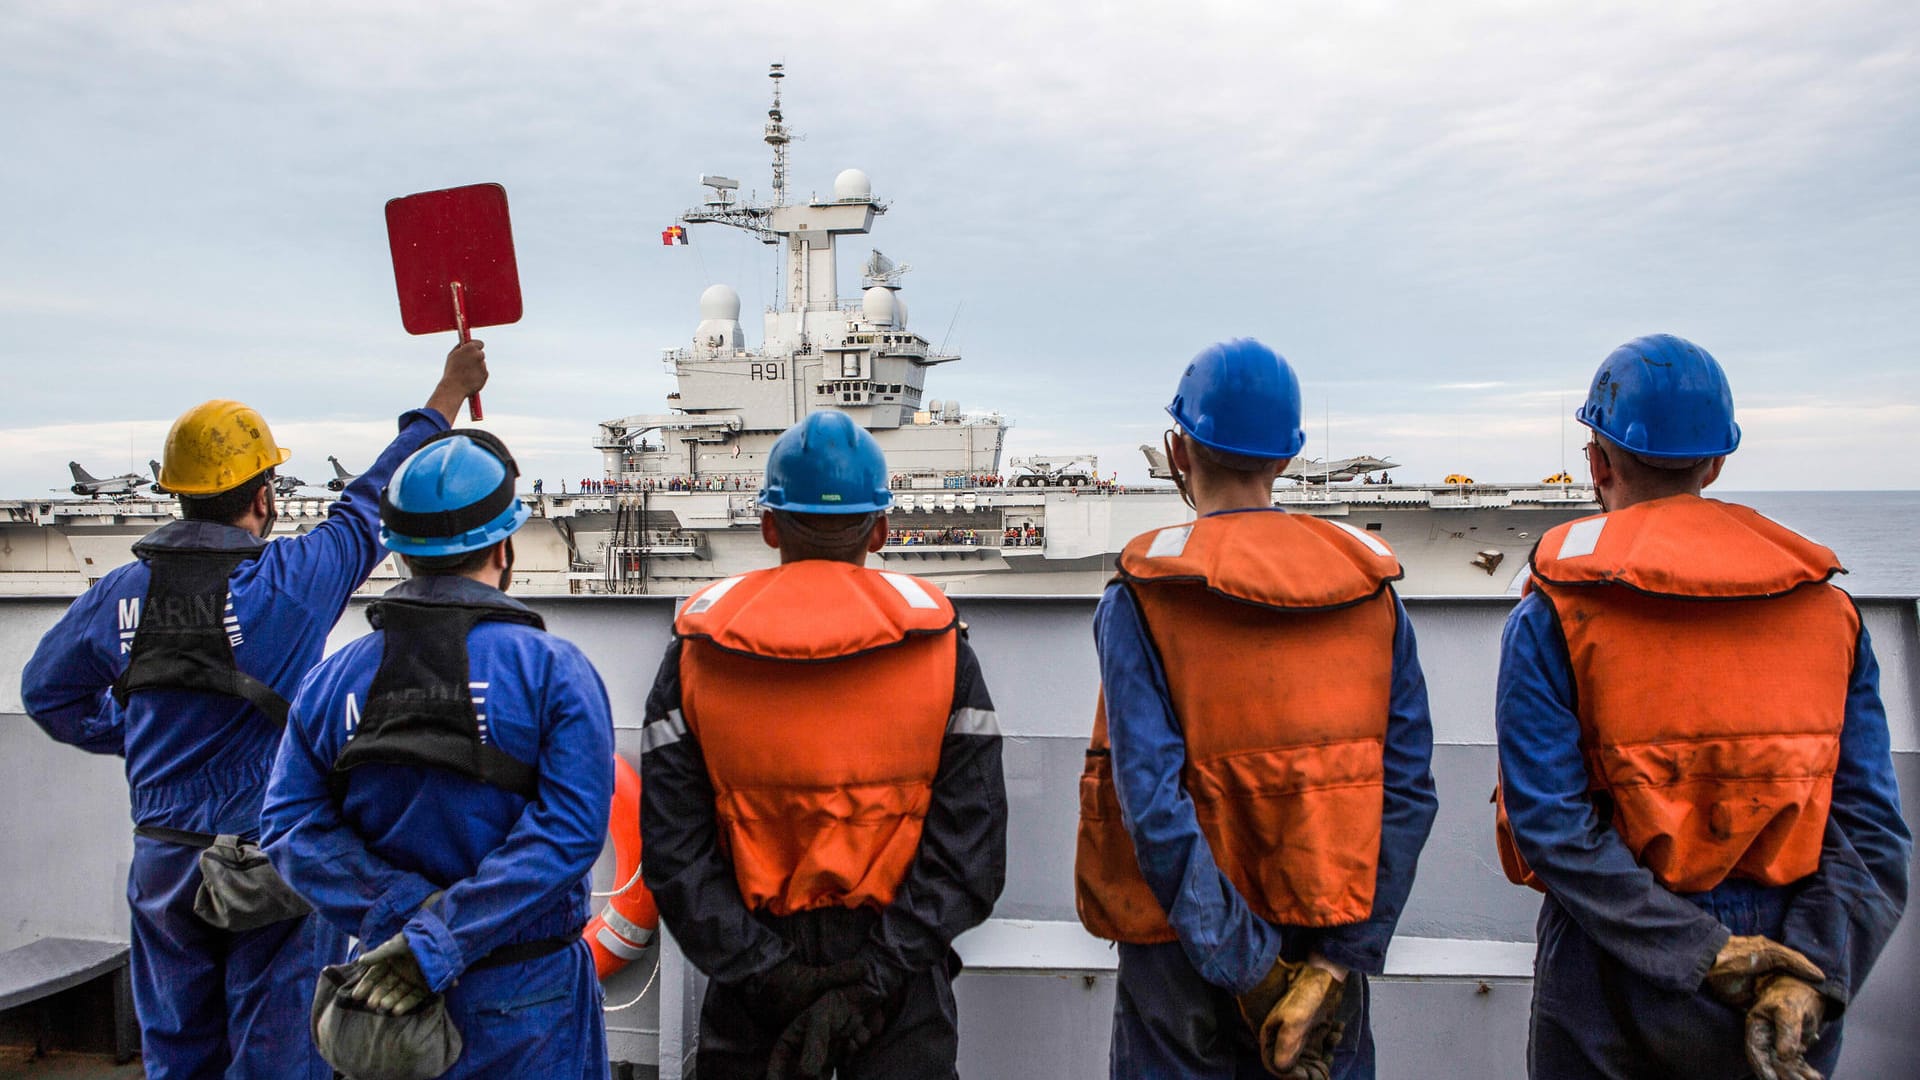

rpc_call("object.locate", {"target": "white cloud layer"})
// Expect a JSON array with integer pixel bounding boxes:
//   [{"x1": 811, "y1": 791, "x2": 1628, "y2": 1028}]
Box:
[{"x1": 2, "y1": 1, "x2": 1916, "y2": 492}]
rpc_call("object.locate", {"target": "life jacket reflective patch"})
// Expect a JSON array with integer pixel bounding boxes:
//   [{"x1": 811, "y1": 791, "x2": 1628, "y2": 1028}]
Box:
[
  {"x1": 677, "y1": 561, "x2": 958, "y2": 916},
  {"x1": 1501, "y1": 495, "x2": 1857, "y2": 893},
  {"x1": 1076, "y1": 512, "x2": 1401, "y2": 942}
]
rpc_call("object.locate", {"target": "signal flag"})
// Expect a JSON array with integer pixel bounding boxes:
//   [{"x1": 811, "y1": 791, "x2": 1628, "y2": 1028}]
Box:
[{"x1": 662, "y1": 225, "x2": 689, "y2": 246}]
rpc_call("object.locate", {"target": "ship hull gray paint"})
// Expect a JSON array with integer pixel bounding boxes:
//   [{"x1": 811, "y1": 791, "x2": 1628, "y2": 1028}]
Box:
[{"x1": 1, "y1": 596, "x2": 1913, "y2": 1077}]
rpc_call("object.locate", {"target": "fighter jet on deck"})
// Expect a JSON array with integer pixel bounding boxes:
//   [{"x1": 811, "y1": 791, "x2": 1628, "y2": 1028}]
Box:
[
  {"x1": 1137, "y1": 445, "x2": 1398, "y2": 484},
  {"x1": 325, "y1": 456, "x2": 358, "y2": 492},
  {"x1": 148, "y1": 461, "x2": 167, "y2": 495},
  {"x1": 68, "y1": 463, "x2": 145, "y2": 498}
]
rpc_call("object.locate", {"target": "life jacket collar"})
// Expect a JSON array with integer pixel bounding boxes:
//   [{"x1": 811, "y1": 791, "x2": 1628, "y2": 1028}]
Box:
[
  {"x1": 675, "y1": 560, "x2": 956, "y2": 661},
  {"x1": 1118, "y1": 508, "x2": 1402, "y2": 610},
  {"x1": 132, "y1": 519, "x2": 268, "y2": 558},
  {"x1": 1531, "y1": 494, "x2": 1842, "y2": 599},
  {"x1": 368, "y1": 574, "x2": 544, "y2": 630}
]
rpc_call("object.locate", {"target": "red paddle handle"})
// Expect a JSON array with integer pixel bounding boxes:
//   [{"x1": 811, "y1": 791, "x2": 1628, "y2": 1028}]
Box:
[{"x1": 450, "y1": 282, "x2": 483, "y2": 421}]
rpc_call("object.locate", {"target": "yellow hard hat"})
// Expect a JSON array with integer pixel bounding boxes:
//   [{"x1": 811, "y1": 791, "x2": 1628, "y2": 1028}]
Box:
[{"x1": 159, "y1": 400, "x2": 293, "y2": 496}]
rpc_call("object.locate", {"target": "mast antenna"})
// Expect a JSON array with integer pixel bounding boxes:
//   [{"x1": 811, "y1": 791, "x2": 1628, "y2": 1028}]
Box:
[{"x1": 765, "y1": 63, "x2": 791, "y2": 207}]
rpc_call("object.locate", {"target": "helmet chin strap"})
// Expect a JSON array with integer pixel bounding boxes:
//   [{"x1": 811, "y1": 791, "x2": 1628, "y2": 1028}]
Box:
[{"x1": 1163, "y1": 429, "x2": 1196, "y2": 511}]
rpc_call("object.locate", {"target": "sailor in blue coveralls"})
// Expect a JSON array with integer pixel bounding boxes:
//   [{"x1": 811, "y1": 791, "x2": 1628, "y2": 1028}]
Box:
[
  {"x1": 1496, "y1": 335, "x2": 1910, "y2": 1079},
  {"x1": 21, "y1": 341, "x2": 486, "y2": 1078},
  {"x1": 261, "y1": 429, "x2": 614, "y2": 1078}
]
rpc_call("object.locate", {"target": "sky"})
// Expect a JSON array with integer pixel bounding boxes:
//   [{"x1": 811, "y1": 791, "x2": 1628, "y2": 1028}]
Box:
[{"x1": 2, "y1": 0, "x2": 1916, "y2": 493}]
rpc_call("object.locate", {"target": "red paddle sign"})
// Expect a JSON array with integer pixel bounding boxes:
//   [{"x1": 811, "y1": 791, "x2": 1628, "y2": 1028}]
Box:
[{"x1": 384, "y1": 183, "x2": 523, "y2": 420}]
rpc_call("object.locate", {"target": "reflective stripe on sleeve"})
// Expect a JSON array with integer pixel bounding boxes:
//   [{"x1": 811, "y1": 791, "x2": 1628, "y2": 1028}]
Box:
[
  {"x1": 640, "y1": 708, "x2": 688, "y2": 754},
  {"x1": 946, "y1": 707, "x2": 1000, "y2": 737}
]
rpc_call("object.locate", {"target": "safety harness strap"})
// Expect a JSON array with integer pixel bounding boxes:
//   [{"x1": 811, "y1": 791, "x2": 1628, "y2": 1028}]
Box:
[
  {"x1": 328, "y1": 598, "x2": 545, "y2": 803},
  {"x1": 111, "y1": 549, "x2": 290, "y2": 727}
]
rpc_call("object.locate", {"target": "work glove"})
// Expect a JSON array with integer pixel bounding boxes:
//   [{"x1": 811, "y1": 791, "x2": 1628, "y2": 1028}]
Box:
[
  {"x1": 749, "y1": 958, "x2": 868, "y2": 1029},
  {"x1": 1744, "y1": 974, "x2": 1826, "y2": 1080},
  {"x1": 1235, "y1": 956, "x2": 1348, "y2": 1079},
  {"x1": 1703, "y1": 935, "x2": 1825, "y2": 1009},
  {"x1": 765, "y1": 983, "x2": 888, "y2": 1080},
  {"x1": 1257, "y1": 965, "x2": 1346, "y2": 1079},
  {"x1": 343, "y1": 933, "x2": 432, "y2": 1017}
]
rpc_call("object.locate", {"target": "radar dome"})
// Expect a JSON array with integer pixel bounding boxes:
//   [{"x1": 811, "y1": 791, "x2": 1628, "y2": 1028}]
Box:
[
  {"x1": 698, "y1": 283, "x2": 741, "y2": 321},
  {"x1": 861, "y1": 287, "x2": 898, "y2": 326},
  {"x1": 833, "y1": 169, "x2": 872, "y2": 201}
]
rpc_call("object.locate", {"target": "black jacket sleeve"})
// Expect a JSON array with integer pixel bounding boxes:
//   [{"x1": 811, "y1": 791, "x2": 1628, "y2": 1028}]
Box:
[
  {"x1": 638, "y1": 639, "x2": 794, "y2": 983},
  {"x1": 863, "y1": 633, "x2": 1008, "y2": 991}
]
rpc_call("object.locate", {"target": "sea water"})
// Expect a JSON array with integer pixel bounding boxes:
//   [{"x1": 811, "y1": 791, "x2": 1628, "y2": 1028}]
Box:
[{"x1": 1737, "y1": 491, "x2": 1920, "y2": 596}]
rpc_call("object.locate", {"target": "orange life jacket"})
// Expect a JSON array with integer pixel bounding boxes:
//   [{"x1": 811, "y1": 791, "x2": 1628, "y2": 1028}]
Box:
[
  {"x1": 676, "y1": 561, "x2": 959, "y2": 916},
  {"x1": 1494, "y1": 495, "x2": 1856, "y2": 894},
  {"x1": 1075, "y1": 511, "x2": 1403, "y2": 942}
]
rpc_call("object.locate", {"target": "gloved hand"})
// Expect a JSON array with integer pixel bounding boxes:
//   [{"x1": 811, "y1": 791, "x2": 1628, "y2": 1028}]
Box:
[
  {"x1": 1256, "y1": 964, "x2": 1346, "y2": 1079},
  {"x1": 750, "y1": 958, "x2": 868, "y2": 1028},
  {"x1": 1235, "y1": 955, "x2": 1301, "y2": 1037},
  {"x1": 343, "y1": 933, "x2": 431, "y2": 1016},
  {"x1": 765, "y1": 983, "x2": 887, "y2": 1080},
  {"x1": 1744, "y1": 974, "x2": 1826, "y2": 1080},
  {"x1": 1704, "y1": 935, "x2": 1825, "y2": 1009}
]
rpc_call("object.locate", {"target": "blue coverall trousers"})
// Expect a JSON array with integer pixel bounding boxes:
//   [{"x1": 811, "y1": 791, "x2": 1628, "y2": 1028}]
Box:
[
  {"x1": 429, "y1": 938, "x2": 608, "y2": 1080},
  {"x1": 128, "y1": 836, "x2": 342, "y2": 1079},
  {"x1": 1529, "y1": 891, "x2": 1844, "y2": 1079},
  {"x1": 1112, "y1": 941, "x2": 1375, "y2": 1080}
]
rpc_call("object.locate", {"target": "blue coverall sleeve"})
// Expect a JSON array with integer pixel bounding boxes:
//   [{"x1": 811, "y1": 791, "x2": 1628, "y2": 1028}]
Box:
[
  {"x1": 21, "y1": 587, "x2": 126, "y2": 756},
  {"x1": 262, "y1": 667, "x2": 444, "y2": 944},
  {"x1": 639, "y1": 640, "x2": 795, "y2": 983},
  {"x1": 1778, "y1": 623, "x2": 1912, "y2": 1014},
  {"x1": 1315, "y1": 595, "x2": 1439, "y2": 974},
  {"x1": 1495, "y1": 592, "x2": 1731, "y2": 992},
  {"x1": 258, "y1": 408, "x2": 449, "y2": 609},
  {"x1": 865, "y1": 637, "x2": 1007, "y2": 991},
  {"x1": 1097, "y1": 582, "x2": 1284, "y2": 995},
  {"x1": 399, "y1": 642, "x2": 616, "y2": 991}
]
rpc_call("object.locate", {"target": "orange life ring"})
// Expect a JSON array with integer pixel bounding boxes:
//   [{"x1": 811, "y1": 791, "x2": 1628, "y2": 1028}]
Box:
[{"x1": 584, "y1": 753, "x2": 660, "y2": 977}]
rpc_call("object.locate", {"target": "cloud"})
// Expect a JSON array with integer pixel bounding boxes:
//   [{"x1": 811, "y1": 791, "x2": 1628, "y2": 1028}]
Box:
[{"x1": 0, "y1": 0, "x2": 1916, "y2": 501}]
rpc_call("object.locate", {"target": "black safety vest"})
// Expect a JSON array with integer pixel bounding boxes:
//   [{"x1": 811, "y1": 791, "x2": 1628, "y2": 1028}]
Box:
[
  {"x1": 328, "y1": 597, "x2": 544, "y2": 802},
  {"x1": 112, "y1": 546, "x2": 290, "y2": 726}
]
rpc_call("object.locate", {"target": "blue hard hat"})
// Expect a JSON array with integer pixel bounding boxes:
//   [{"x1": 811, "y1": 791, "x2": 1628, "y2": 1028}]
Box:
[
  {"x1": 1165, "y1": 339, "x2": 1306, "y2": 460},
  {"x1": 380, "y1": 430, "x2": 531, "y2": 557},
  {"x1": 1576, "y1": 334, "x2": 1741, "y2": 459},
  {"x1": 759, "y1": 412, "x2": 893, "y2": 514}
]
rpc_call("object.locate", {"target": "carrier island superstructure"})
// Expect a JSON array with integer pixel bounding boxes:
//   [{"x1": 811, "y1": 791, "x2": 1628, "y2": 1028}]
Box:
[{"x1": 0, "y1": 65, "x2": 1598, "y2": 598}]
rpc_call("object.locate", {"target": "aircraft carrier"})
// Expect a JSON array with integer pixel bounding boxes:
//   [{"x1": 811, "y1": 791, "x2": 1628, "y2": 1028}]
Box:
[{"x1": 0, "y1": 65, "x2": 1597, "y2": 601}]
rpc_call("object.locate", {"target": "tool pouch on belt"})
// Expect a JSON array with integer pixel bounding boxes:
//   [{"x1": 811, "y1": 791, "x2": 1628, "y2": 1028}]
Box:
[
  {"x1": 311, "y1": 963, "x2": 462, "y2": 1080},
  {"x1": 135, "y1": 825, "x2": 313, "y2": 932},
  {"x1": 194, "y1": 834, "x2": 313, "y2": 932}
]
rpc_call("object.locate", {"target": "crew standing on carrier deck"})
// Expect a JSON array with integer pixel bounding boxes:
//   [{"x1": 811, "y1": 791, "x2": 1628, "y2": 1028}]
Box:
[
  {"x1": 1076, "y1": 339, "x2": 1438, "y2": 1080},
  {"x1": 260, "y1": 429, "x2": 614, "y2": 1079},
  {"x1": 1494, "y1": 334, "x2": 1910, "y2": 1080},
  {"x1": 19, "y1": 341, "x2": 485, "y2": 1078},
  {"x1": 641, "y1": 410, "x2": 1007, "y2": 1080}
]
